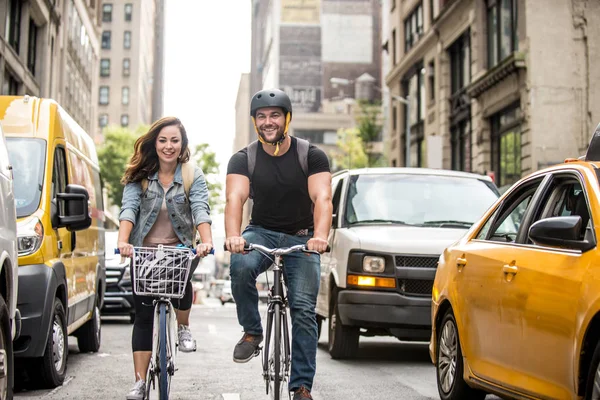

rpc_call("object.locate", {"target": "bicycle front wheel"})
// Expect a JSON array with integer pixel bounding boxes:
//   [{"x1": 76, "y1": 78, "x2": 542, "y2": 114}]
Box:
[
  {"x1": 269, "y1": 303, "x2": 291, "y2": 400},
  {"x1": 158, "y1": 302, "x2": 169, "y2": 399}
]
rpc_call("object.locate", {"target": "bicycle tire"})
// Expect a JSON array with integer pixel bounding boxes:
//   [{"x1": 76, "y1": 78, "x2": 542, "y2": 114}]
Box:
[
  {"x1": 158, "y1": 302, "x2": 169, "y2": 399},
  {"x1": 273, "y1": 303, "x2": 281, "y2": 400}
]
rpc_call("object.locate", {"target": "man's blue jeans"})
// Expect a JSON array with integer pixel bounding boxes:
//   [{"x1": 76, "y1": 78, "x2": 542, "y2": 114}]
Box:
[{"x1": 230, "y1": 224, "x2": 320, "y2": 391}]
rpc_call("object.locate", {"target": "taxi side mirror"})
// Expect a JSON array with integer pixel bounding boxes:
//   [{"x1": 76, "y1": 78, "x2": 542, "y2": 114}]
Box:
[{"x1": 528, "y1": 216, "x2": 594, "y2": 252}]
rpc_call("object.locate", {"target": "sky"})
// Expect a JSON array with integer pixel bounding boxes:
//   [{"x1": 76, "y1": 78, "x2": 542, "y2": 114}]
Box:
[{"x1": 162, "y1": 1, "x2": 252, "y2": 239}]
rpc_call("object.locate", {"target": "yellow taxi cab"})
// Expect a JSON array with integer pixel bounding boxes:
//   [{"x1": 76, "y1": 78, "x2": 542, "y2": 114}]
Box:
[{"x1": 430, "y1": 124, "x2": 600, "y2": 400}]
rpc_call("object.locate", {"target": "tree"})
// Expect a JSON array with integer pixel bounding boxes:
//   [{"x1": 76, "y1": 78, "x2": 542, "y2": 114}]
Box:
[
  {"x1": 98, "y1": 126, "x2": 143, "y2": 208},
  {"x1": 355, "y1": 100, "x2": 387, "y2": 167},
  {"x1": 189, "y1": 143, "x2": 223, "y2": 213},
  {"x1": 331, "y1": 128, "x2": 368, "y2": 170}
]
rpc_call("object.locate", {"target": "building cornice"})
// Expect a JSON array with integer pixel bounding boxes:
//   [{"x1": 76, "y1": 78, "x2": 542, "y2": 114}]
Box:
[{"x1": 466, "y1": 52, "x2": 526, "y2": 98}]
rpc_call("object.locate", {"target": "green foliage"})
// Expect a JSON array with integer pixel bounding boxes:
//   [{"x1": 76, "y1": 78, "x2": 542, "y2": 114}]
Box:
[
  {"x1": 354, "y1": 100, "x2": 387, "y2": 167},
  {"x1": 331, "y1": 128, "x2": 368, "y2": 170},
  {"x1": 189, "y1": 143, "x2": 223, "y2": 212}
]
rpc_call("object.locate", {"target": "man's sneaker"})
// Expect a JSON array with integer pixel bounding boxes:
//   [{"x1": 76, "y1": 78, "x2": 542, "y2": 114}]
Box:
[
  {"x1": 293, "y1": 386, "x2": 313, "y2": 400},
  {"x1": 126, "y1": 378, "x2": 146, "y2": 400},
  {"x1": 178, "y1": 324, "x2": 197, "y2": 352},
  {"x1": 233, "y1": 333, "x2": 263, "y2": 363}
]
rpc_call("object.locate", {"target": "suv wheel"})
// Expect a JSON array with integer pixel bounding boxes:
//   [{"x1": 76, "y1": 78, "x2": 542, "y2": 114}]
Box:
[
  {"x1": 328, "y1": 293, "x2": 359, "y2": 359},
  {"x1": 0, "y1": 295, "x2": 13, "y2": 399}
]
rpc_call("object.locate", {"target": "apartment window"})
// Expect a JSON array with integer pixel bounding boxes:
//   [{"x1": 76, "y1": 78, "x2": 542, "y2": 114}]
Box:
[
  {"x1": 121, "y1": 114, "x2": 129, "y2": 127},
  {"x1": 7, "y1": 0, "x2": 23, "y2": 54},
  {"x1": 404, "y1": 3, "x2": 423, "y2": 53},
  {"x1": 491, "y1": 103, "x2": 522, "y2": 188},
  {"x1": 3, "y1": 71, "x2": 19, "y2": 95},
  {"x1": 27, "y1": 20, "x2": 38, "y2": 75},
  {"x1": 122, "y1": 87, "x2": 129, "y2": 105},
  {"x1": 449, "y1": 31, "x2": 471, "y2": 172},
  {"x1": 124, "y1": 31, "x2": 131, "y2": 49},
  {"x1": 123, "y1": 58, "x2": 130, "y2": 76},
  {"x1": 102, "y1": 3, "x2": 112, "y2": 22},
  {"x1": 100, "y1": 59, "x2": 110, "y2": 77},
  {"x1": 101, "y1": 31, "x2": 111, "y2": 49},
  {"x1": 402, "y1": 63, "x2": 426, "y2": 167},
  {"x1": 124, "y1": 3, "x2": 133, "y2": 21},
  {"x1": 99, "y1": 114, "x2": 108, "y2": 128},
  {"x1": 428, "y1": 61, "x2": 435, "y2": 101},
  {"x1": 392, "y1": 105, "x2": 397, "y2": 131},
  {"x1": 487, "y1": 0, "x2": 518, "y2": 68},
  {"x1": 391, "y1": 29, "x2": 397, "y2": 65},
  {"x1": 99, "y1": 86, "x2": 109, "y2": 105}
]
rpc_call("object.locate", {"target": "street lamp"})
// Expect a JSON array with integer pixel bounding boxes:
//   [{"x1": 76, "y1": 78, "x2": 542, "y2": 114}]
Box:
[{"x1": 328, "y1": 77, "x2": 411, "y2": 167}]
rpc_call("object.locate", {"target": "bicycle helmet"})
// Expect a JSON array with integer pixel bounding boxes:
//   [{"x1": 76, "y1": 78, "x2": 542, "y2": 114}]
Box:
[{"x1": 250, "y1": 88, "x2": 293, "y2": 155}]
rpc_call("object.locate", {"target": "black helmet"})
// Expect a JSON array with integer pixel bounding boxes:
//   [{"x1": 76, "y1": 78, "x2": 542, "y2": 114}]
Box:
[{"x1": 250, "y1": 89, "x2": 293, "y2": 120}]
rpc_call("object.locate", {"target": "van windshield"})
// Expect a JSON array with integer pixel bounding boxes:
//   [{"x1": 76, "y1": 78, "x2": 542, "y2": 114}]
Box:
[{"x1": 6, "y1": 138, "x2": 46, "y2": 218}]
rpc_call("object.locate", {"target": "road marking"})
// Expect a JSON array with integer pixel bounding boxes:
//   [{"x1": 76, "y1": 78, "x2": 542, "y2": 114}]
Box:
[
  {"x1": 222, "y1": 394, "x2": 240, "y2": 400},
  {"x1": 46, "y1": 376, "x2": 73, "y2": 397},
  {"x1": 208, "y1": 324, "x2": 217, "y2": 335}
]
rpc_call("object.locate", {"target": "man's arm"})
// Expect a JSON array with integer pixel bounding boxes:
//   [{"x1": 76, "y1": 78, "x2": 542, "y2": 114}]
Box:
[
  {"x1": 224, "y1": 174, "x2": 250, "y2": 253},
  {"x1": 307, "y1": 171, "x2": 332, "y2": 253}
]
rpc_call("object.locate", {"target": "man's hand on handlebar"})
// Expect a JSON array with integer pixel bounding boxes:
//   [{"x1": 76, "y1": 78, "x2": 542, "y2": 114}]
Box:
[
  {"x1": 225, "y1": 236, "x2": 247, "y2": 254},
  {"x1": 306, "y1": 237, "x2": 329, "y2": 254}
]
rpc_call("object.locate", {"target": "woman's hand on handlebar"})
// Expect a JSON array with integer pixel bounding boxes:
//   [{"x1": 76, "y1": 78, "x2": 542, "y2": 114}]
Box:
[
  {"x1": 196, "y1": 242, "x2": 213, "y2": 257},
  {"x1": 225, "y1": 236, "x2": 247, "y2": 254},
  {"x1": 306, "y1": 237, "x2": 329, "y2": 254},
  {"x1": 118, "y1": 241, "x2": 134, "y2": 258}
]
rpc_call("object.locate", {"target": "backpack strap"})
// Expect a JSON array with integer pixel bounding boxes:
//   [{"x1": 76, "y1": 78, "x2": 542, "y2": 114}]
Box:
[
  {"x1": 295, "y1": 137, "x2": 310, "y2": 177},
  {"x1": 140, "y1": 162, "x2": 195, "y2": 197},
  {"x1": 247, "y1": 141, "x2": 259, "y2": 199}
]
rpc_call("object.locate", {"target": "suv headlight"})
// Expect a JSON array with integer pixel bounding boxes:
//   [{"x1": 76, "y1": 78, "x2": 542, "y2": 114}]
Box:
[
  {"x1": 17, "y1": 217, "x2": 44, "y2": 256},
  {"x1": 363, "y1": 256, "x2": 385, "y2": 273}
]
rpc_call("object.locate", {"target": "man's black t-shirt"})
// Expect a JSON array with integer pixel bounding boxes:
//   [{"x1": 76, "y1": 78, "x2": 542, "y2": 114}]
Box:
[{"x1": 227, "y1": 137, "x2": 330, "y2": 234}]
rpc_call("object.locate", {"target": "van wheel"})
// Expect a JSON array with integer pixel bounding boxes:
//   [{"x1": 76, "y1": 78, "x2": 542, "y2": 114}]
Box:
[
  {"x1": 328, "y1": 293, "x2": 359, "y2": 359},
  {"x1": 33, "y1": 298, "x2": 67, "y2": 388},
  {"x1": 316, "y1": 315, "x2": 324, "y2": 340},
  {"x1": 584, "y1": 339, "x2": 600, "y2": 399},
  {"x1": 436, "y1": 309, "x2": 486, "y2": 400},
  {"x1": 0, "y1": 295, "x2": 14, "y2": 399},
  {"x1": 76, "y1": 295, "x2": 101, "y2": 353}
]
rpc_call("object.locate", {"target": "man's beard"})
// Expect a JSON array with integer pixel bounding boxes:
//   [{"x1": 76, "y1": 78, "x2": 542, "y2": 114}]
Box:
[{"x1": 258, "y1": 126, "x2": 285, "y2": 144}]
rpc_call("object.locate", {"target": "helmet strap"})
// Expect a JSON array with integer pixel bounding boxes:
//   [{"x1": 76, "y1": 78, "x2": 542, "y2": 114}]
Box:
[{"x1": 252, "y1": 113, "x2": 291, "y2": 156}]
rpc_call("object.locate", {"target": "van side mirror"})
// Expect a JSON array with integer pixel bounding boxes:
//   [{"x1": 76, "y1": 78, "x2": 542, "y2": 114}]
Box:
[
  {"x1": 53, "y1": 184, "x2": 92, "y2": 231},
  {"x1": 528, "y1": 216, "x2": 594, "y2": 252}
]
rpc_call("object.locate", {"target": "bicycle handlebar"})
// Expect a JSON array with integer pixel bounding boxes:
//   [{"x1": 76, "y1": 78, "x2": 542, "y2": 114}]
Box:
[
  {"x1": 114, "y1": 247, "x2": 215, "y2": 256},
  {"x1": 223, "y1": 243, "x2": 330, "y2": 255}
]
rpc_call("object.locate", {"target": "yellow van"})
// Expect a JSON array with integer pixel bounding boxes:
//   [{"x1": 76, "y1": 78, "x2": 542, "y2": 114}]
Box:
[{"x1": 0, "y1": 96, "x2": 105, "y2": 388}]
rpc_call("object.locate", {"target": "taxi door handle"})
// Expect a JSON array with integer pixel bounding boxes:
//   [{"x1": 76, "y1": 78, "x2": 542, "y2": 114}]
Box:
[
  {"x1": 502, "y1": 265, "x2": 518, "y2": 275},
  {"x1": 456, "y1": 257, "x2": 467, "y2": 267}
]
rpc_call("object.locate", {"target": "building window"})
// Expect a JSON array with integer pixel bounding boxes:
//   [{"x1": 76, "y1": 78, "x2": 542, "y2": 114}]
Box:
[
  {"x1": 451, "y1": 121, "x2": 471, "y2": 172},
  {"x1": 491, "y1": 103, "x2": 522, "y2": 188},
  {"x1": 449, "y1": 30, "x2": 471, "y2": 172},
  {"x1": 7, "y1": 0, "x2": 23, "y2": 54},
  {"x1": 27, "y1": 20, "x2": 38, "y2": 75},
  {"x1": 102, "y1": 3, "x2": 112, "y2": 22},
  {"x1": 404, "y1": 3, "x2": 423, "y2": 53},
  {"x1": 99, "y1": 86, "x2": 109, "y2": 105},
  {"x1": 402, "y1": 62, "x2": 426, "y2": 167},
  {"x1": 121, "y1": 114, "x2": 129, "y2": 127},
  {"x1": 392, "y1": 105, "x2": 397, "y2": 131},
  {"x1": 124, "y1": 31, "x2": 131, "y2": 49},
  {"x1": 123, "y1": 58, "x2": 130, "y2": 76},
  {"x1": 392, "y1": 29, "x2": 397, "y2": 65},
  {"x1": 487, "y1": 0, "x2": 518, "y2": 68},
  {"x1": 99, "y1": 114, "x2": 108, "y2": 128},
  {"x1": 3, "y1": 71, "x2": 19, "y2": 95},
  {"x1": 101, "y1": 31, "x2": 111, "y2": 49},
  {"x1": 100, "y1": 59, "x2": 110, "y2": 77},
  {"x1": 122, "y1": 86, "x2": 130, "y2": 105},
  {"x1": 427, "y1": 61, "x2": 435, "y2": 101},
  {"x1": 125, "y1": 3, "x2": 133, "y2": 21}
]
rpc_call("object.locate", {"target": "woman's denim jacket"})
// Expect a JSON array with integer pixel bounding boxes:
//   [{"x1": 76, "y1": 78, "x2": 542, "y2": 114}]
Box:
[{"x1": 119, "y1": 163, "x2": 212, "y2": 247}]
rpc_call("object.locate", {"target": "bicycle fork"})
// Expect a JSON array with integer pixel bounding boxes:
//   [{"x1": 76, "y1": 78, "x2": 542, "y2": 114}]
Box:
[{"x1": 147, "y1": 300, "x2": 178, "y2": 393}]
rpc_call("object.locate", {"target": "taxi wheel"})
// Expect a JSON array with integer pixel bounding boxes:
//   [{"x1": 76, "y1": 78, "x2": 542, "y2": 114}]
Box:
[
  {"x1": 584, "y1": 339, "x2": 600, "y2": 399},
  {"x1": 436, "y1": 309, "x2": 486, "y2": 400}
]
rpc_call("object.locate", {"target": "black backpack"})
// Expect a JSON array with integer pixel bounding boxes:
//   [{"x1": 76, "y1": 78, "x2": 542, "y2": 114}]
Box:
[{"x1": 247, "y1": 137, "x2": 310, "y2": 199}]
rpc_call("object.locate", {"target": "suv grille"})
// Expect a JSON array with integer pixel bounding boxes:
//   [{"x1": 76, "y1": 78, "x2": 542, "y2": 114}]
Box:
[
  {"x1": 398, "y1": 279, "x2": 433, "y2": 296},
  {"x1": 395, "y1": 255, "x2": 438, "y2": 269}
]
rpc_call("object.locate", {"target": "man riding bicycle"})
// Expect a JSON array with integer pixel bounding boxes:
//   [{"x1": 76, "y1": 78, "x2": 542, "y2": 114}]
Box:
[{"x1": 225, "y1": 88, "x2": 332, "y2": 399}]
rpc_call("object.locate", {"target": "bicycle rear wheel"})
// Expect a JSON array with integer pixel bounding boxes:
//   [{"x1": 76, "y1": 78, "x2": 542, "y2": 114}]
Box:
[{"x1": 158, "y1": 302, "x2": 169, "y2": 399}]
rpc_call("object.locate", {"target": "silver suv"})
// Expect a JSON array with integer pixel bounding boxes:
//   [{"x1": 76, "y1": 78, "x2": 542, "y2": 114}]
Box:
[{"x1": 316, "y1": 168, "x2": 499, "y2": 359}]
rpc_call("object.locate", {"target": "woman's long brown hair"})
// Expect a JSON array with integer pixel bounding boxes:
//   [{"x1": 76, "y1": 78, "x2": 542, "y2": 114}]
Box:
[{"x1": 121, "y1": 116, "x2": 191, "y2": 184}]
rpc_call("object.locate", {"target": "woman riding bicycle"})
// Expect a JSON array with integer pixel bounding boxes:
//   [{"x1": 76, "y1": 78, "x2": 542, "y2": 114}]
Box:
[{"x1": 117, "y1": 116, "x2": 213, "y2": 400}]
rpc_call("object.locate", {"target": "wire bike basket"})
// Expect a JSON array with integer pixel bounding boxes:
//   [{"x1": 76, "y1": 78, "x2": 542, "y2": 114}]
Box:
[{"x1": 131, "y1": 245, "x2": 195, "y2": 299}]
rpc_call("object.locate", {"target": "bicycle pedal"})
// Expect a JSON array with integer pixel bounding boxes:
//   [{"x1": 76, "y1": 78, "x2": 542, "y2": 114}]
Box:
[{"x1": 254, "y1": 346, "x2": 262, "y2": 356}]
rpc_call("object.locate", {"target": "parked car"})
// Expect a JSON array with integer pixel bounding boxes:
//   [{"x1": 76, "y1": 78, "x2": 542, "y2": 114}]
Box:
[
  {"x1": 101, "y1": 230, "x2": 134, "y2": 323},
  {"x1": 430, "y1": 126, "x2": 600, "y2": 399},
  {"x1": 316, "y1": 167, "x2": 500, "y2": 359},
  {"x1": 2, "y1": 96, "x2": 105, "y2": 388},
  {"x1": 0, "y1": 125, "x2": 19, "y2": 398},
  {"x1": 220, "y1": 280, "x2": 234, "y2": 305}
]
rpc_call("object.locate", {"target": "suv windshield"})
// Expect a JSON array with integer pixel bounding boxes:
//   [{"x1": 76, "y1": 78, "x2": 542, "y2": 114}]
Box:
[
  {"x1": 345, "y1": 173, "x2": 499, "y2": 228},
  {"x1": 6, "y1": 138, "x2": 46, "y2": 218}
]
